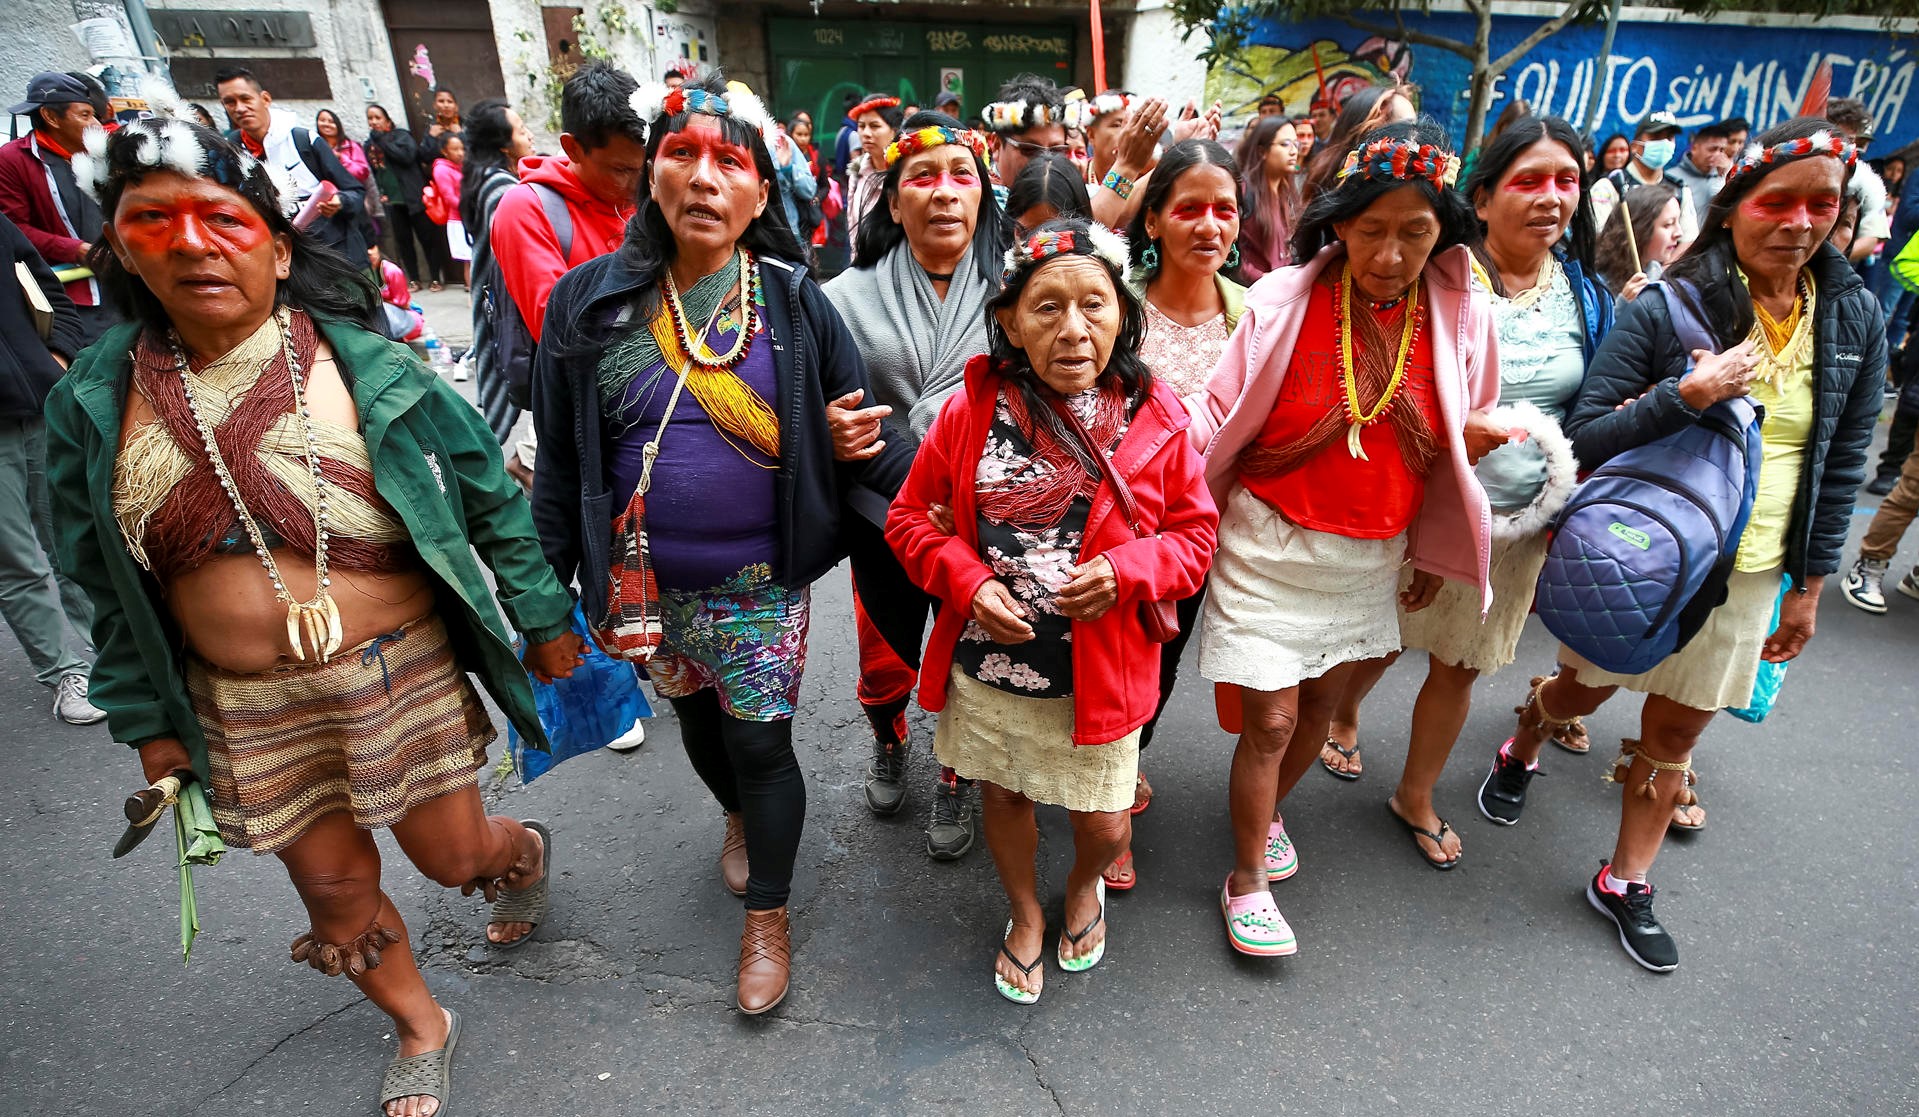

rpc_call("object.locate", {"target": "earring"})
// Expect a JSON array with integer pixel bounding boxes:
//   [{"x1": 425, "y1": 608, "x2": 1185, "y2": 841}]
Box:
[
  {"x1": 1142, "y1": 240, "x2": 1160, "y2": 271},
  {"x1": 1226, "y1": 243, "x2": 1241, "y2": 268}
]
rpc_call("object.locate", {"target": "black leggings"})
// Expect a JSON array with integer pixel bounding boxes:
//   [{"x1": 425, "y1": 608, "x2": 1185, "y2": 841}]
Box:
[
  {"x1": 669, "y1": 691, "x2": 805, "y2": 910},
  {"x1": 387, "y1": 202, "x2": 453, "y2": 286},
  {"x1": 1138, "y1": 588, "x2": 1207, "y2": 751}
]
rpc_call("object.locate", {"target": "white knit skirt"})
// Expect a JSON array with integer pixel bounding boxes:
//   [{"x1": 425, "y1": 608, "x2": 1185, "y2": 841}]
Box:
[
  {"x1": 1198, "y1": 484, "x2": 1406, "y2": 692},
  {"x1": 933, "y1": 670, "x2": 1140, "y2": 813},
  {"x1": 1398, "y1": 529, "x2": 1551, "y2": 674},
  {"x1": 1557, "y1": 566, "x2": 1785, "y2": 712}
]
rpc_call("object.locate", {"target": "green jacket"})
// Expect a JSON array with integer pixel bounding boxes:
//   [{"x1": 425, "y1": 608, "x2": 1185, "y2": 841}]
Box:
[
  {"x1": 44, "y1": 316, "x2": 575, "y2": 785},
  {"x1": 1129, "y1": 272, "x2": 1248, "y2": 333}
]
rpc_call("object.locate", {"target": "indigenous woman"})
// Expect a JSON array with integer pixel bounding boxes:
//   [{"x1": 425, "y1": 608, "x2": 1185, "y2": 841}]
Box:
[
  {"x1": 1330, "y1": 115, "x2": 1613, "y2": 865},
  {"x1": 1103, "y1": 138, "x2": 1245, "y2": 891},
  {"x1": 1005, "y1": 152, "x2": 1092, "y2": 238},
  {"x1": 844, "y1": 92, "x2": 903, "y2": 233},
  {"x1": 824, "y1": 111, "x2": 1007, "y2": 859},
  {"x1": 531, "y1": 74, "x2": 909, "y2": 1014},
  {"x1": 1478, "y1": 119, "x2": 1884, "y2": 971},
  {"x1": 1595, "y1": 133, "x2": 1633, "y2": 178},
  {"x1": 48, "y1": 119, "x2": 584, "y2": 1117},
  {"x1": 1188, "y1": 120, "x2": 1503, "y2": 956},
  {"x1": 1233, "y1": 115, "x2": 1302, "y2": 281},
  {"x1": 887, "y1": 216, "x2": 1217, "y2": 1003},
  {"x1": 1069, "y1": 90, "x2": 1133, "y2": 188},
  {"x1": 315, "y1": 108, "x2": 370, "y2": 182},
  {"x1": 1594, "y1": 182, "x2": 1684, "y2": 302}
]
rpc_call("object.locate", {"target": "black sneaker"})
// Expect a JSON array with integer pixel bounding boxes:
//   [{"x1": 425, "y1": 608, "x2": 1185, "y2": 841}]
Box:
[
  {"x1": 1585, "y1": 863, "x2": 1678, "y2": 972},
  {"x1": 926, "y1": 777, "x2": 976, "y2": 860},
  {"x1": 1866, "y1": 472, "x2": 1898, "y2": 496},
  {"x1": 1476, "y1": 740, "x2": 1538, "y2": 826},
  {"x1": 864, "y1": 727, "x2": 908, "y2": 817}
]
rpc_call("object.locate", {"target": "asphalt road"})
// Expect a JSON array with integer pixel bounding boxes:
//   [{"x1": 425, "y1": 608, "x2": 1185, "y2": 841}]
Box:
[{"x1": 2, "y1": 315, "x2": 1914, "y2": 1115}]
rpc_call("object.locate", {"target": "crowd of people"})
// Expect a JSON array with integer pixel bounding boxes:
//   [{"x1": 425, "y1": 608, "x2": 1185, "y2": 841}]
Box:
[{"x1": 1, "y1": 52, "x2": 1909, "y2": 1117}]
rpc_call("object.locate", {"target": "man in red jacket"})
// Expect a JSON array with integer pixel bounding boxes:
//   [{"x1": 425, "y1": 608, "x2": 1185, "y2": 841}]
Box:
[{"x1": 0, "y1": 71, "x2": 118, "y2": 347}]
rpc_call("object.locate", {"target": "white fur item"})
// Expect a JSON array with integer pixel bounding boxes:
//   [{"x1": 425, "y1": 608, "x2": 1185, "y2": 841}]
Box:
[
  {"x1": 1002, "y1": 224, "x2": 1133, "y2": 288},
  {"x1": 1486, "y1": 400, "x2": 1578, "y2": 544}
]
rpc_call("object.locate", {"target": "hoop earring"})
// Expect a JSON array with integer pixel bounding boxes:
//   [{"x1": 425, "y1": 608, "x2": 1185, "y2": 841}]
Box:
[
  {"x1": 1226, "y1": 243, "x2": 1241, "y2": 268},
  {"x1": 1142, "y1": 241, "x2": 1160, "y2": 271}
]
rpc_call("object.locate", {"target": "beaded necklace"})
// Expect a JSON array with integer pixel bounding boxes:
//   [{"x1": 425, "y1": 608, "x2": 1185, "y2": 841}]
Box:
[
  {"x1": 1335, "y1": 265, "x2": 1423, "y2": 460},
  {"x1": 171, "y1": 308, "x2": 343, "y2": 662},
  {"x1": 662, "y1": 250, "x2": 759, "y2": 371}
]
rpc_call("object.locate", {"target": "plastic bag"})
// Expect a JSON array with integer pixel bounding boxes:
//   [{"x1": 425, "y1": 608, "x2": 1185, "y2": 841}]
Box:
[
  {"x1": 509, "y1": 603, "x2": 653, "y2": 782},
  {"x1": 1726, "y1": 574, "x2": 1790, "y2": 724}
]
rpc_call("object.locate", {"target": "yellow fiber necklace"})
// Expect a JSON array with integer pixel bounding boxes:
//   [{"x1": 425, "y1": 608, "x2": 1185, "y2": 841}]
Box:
[{"x1": 1336, "y1": 265, "x2": 1422, "y2": 460}]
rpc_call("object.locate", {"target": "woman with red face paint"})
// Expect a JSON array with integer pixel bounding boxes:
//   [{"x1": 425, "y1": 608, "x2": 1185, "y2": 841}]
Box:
[
  {"x1": 844, "y1": 93, "x2": 903, "y2": 234},
  {"x1": 531, "y1": 73, "x2": 911, "y2": 1015},
  {"x1": 1187, "y1": 119, "x2": 1505, "y2": 958},
  {"x1": 1478, "y1": 118, "x2": 1885, "y2": 973},
  {"x1": 823, "y1": 110, "x2": 1009, "y2": 860},
  {"x1": 1094, "y1": 138, "x2": 1246, "y2": 892},
  {"x1": 1327, "y1": 115, "x2": 1614, "y2": 867},
  {"x1": 46, "y1": 119, "x2": 586, "y2": 1117}
]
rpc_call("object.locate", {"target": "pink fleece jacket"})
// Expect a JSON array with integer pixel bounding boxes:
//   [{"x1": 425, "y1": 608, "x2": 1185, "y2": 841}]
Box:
[{"x1": 1185, "y1": 243, "x2": 1500, "y2": 607}]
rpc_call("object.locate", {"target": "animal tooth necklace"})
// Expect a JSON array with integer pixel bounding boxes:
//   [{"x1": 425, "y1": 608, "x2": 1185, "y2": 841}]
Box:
[
  {"x1": 1335, "y1": 265, "x2": 1422, "y2": 460},
  {"x1": 171, "y1": 307, "x2": 343, "y2": 662}
]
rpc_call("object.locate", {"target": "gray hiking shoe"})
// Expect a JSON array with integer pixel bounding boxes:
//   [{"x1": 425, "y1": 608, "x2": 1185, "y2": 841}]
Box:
[
  {"x1": 53, "y1": 673, "x2": 106, "y2": 725},
  {"x1": 864, "y1": 734, "x2": 908, "y2": 816},
  {"x1": 926, "y1": 776, "x2": 976, "y2": 861}
]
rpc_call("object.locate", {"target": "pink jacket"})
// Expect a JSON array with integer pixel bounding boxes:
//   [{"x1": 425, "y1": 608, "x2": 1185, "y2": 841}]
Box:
[{"x1": 1185, "y1": 243, "x2": 1500, "y2": 606}]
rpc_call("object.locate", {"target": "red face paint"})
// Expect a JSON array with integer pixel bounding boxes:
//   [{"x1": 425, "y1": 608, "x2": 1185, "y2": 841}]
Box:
[
  {"x1": 658, "y1": 128, "x2": 757, "y2": 179},
  {"x1": 901, "y1": 169, "x2": 980, "y2": 190},
  {"x1": 116, "y1": 195, "x2": 272, "y2": 258},
  {"x1": 1741, "y1": 189, "x2": 1842, "y2": 228},
  {"x1": 1505, "y1": 171, "x2": 1581, "y2": 198},
  {"x1": 1168, "y1": 201, "x2": 1239, "y2": 223}
]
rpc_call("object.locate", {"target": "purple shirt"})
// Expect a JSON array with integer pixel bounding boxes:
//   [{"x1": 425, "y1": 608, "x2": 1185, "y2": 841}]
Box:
[{"x1": 606, "y1": 325, "x2": 779, "y2": 592}]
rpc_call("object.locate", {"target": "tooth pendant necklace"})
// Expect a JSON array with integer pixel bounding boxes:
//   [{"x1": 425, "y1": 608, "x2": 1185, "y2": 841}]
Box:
[
  {"x1": 1335, "y1": 265, "x2": 1422, "y2": 460},
  {"x1": 172, "y1": 308, "x2": 343, "y2": 663}
]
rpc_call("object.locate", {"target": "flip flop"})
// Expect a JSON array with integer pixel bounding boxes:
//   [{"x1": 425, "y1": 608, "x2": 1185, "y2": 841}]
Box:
[
  {"x1": 1101, "y1": 849, "x2": 1137, "y2": 892},
  {"x1": 1057, "y1": 879, "x2": 1107, "y2": 972},
  {"x1": 1386, "y1": 801, "x2": 1460, "y2": 871},
  {"x1": 994, "y1": 919, "x2": 1043, "y2": 1005},
  {"x1": 379, "y1": 1007, "x2": 459, "y2": 1117},
  {"x1": 488, "y1": 819, "x2": 551, "y2": 950},
  {"x1": 1320, "y1": 739, "x2": 1363, "y2": 781},
  {"x1": 1129, "y1": 772, "x2": 1153, "y2": 816}
]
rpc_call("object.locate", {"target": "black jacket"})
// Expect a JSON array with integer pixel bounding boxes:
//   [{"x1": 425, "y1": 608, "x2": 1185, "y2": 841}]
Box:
[
  {"x1": 1, "y1": 212, "x2": 80, "y2": 419},
  {"x1": 367, "y1": 127, "x2": 427, "y2": 208},
  {"x1": 1564, "y1": 245, "x2": 1887, "y2": 586},
  {"x1": 531, "y1": 249, "x2": 914, "y2": 621}
]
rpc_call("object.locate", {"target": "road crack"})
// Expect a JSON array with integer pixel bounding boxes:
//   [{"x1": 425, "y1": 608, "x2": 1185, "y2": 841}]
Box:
[{"x1": 203, "y1": 995, "x2": 366, "y2": 1101}]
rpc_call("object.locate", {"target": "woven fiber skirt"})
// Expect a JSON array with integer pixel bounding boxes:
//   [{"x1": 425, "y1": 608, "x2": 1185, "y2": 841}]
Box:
[
  {"x1": 1198, "y1": 484, "x2": 1407, "y2": 692},
  {"x1": 188, "y1": 613, "x2": 494, "y2": 854},
  {"x1": 1557, "y1": 566, "x2": 1785, "y2": 712},
  {"x1": 1398, "y1": 529, "x2": 1551, "y2": 674},
  {"x1": 933, "y1": 669, "x2": 1140, "y2": 813}
]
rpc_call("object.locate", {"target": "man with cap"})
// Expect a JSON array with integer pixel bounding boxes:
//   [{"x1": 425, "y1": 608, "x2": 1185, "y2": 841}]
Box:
[
  {"x1": 214, "y1": 65, "x2": 369, "y2": 264},
  {"x1": 1589, "y1": 110, "x2": 1698, "y2": 245},
  {"x1": 935, "y1": 88, "x2": 962, "y2": 122},
  {"x1": 0, "y1": 71, "x2": 119, "y2": 347}
]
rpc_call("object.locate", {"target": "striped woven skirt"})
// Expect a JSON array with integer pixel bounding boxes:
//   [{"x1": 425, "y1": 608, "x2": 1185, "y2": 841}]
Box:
[{"x1": 187, "y1": 613, "x2": 495, "y2": 854}]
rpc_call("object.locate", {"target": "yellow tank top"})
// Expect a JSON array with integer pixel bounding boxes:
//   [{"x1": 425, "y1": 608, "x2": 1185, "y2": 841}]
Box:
[{"x1": 1734, "y1": 272, "x2": 1815, "y2": 573}]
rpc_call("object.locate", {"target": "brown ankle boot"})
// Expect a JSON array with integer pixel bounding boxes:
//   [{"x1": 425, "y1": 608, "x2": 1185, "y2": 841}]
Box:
[
  {"x1": 720, "y1": 813, "x2": 748, "y2": 898},
  {"x1": 737, "y1": 906, "x2": 790, "y2": 1015}
]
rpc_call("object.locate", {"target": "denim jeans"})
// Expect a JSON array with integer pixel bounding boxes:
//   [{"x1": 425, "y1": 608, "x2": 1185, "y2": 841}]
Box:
[{"x1": 0, "y1": 417, "x2": 94, "y2": 685}]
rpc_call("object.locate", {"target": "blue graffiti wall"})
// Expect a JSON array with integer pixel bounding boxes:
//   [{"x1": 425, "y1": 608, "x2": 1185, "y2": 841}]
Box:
[{"x1": 1207, "y1": 11, "x2": 1919, "y2": 148}]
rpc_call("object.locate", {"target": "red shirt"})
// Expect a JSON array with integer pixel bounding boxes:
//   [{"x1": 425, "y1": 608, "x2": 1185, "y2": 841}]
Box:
[{"x1": 1237, "y1": 280, "x2": 1438, "y2": 539}]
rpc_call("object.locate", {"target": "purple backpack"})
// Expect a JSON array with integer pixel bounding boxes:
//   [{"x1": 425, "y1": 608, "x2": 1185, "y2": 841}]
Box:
[{"x1": 1533, "y1": 283, "x2": 1765, "y2": 676}]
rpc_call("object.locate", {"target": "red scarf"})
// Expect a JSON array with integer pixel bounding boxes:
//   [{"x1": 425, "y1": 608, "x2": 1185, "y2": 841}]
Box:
[
  {"x1": 239, "y1": 130, "x2": 266, "y2": 157},
  {"x1": 33, "y1": 131, "x2": 75, "y2": 161}
]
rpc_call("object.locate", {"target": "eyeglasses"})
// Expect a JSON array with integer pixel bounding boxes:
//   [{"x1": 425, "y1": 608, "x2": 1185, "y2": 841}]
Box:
[
  {"x1": 1006, "y1": 138, "x2": 1073, "y2": 158},
  {"x1": 1273, "y1": 140, "x2": 1301, "y2": 151}
]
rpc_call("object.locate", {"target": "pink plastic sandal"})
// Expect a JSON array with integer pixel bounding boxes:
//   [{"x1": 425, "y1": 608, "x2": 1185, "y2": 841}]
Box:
[
  {"x1": 1264, "y1": 816, "x2": 1299, "y2": 881},
  {"x1": 1220, "y1": 876, "x2": 1298, "y2": 957}
]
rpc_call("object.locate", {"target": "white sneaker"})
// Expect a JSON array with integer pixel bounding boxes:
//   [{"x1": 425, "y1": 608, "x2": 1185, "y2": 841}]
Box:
[
  {"x1": 1843, "y1": 556, "x2": 1890, "y2": 614},
  {"x1": 607, "y1": 717, "x2": 645, "y2": 752},
  {"x1": 1898, "y1": 567, "x2": 1919, "y2": 603},
  {"x1": 452, "y1": 356, "x2": 470, "y2": 382},
  {"x1": 53, "y1": 673, "x2": 106, "y2": 725}
]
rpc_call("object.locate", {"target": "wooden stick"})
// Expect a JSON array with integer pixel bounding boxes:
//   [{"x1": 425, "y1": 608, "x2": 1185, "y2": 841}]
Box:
[{"x1": 1620, "y1": 195, "x2": 1642, "y2": 274}]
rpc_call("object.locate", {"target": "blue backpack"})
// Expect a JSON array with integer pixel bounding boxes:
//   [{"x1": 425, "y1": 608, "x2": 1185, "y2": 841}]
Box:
[{"x1": 1533, "y1": 283, "x2": 1765, "y2": 676}]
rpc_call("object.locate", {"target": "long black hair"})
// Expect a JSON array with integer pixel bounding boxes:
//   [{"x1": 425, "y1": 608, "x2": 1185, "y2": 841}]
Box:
[
  {"x1": 1594, "y1": 181, "x2": 1678, "y2": 295},
  {"x1": 1303, "y1": 85, "x2": 1395, "y2": 200},
  {"x1": 1667, "y1": 115, "x2": 1857, "y2": 347},
  {"x1": 458, "y1": 96, "x2": 516, "y2": 231},
  {"x1": 83, "y1": 119, "x2": 378, "y2": 336},
  {"x1": 987, "y1": 215, "x2": 1151, "y2": 424},
  {"x1": 852, "y1": 109, "x2": 1005, "y2": 284},
  {"x1": 1127, "y1": 138, "x2": 1241, "y2": 279},
  {"x1": 1235, "y1": 115, "x2": 1300, "y2": 266},
  {"x1": 1004, "y1": 152, "x2": 1091, "y2": 234},
  {"x1": 313, "y1": 108, "x2": 351, "y2": 147},
  {"x1": 610, "y1": 72, "x2": 805, "y2": 332},
  {"x1": 1290, "y1": 119, "x2": 1476, "y2": 263},
  {"x1": 1461, "y1": 113, "x2": 1598, "y2": 291}
]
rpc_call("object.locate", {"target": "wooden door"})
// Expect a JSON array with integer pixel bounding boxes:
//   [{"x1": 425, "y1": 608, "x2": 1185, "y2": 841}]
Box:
[{"x1": 379, "y1": 0, "x2": 506, "y2": 133}]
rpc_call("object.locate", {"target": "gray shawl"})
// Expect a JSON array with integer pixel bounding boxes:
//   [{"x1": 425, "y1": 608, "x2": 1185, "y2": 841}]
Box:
[{"x1": 823, "y1": 240, "x2": 992, "y2": 445}]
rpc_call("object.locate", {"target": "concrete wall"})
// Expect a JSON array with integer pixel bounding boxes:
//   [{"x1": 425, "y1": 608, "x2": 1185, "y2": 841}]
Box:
[
  {"x1": 146, "y1": 0, "x2": 405, "y2": 129},
  {"x1": 1119, "y1": 0, "x2": 1205, "y2": 108},
  {"x1": 1, "y1": 5, "x2": 107, "y2": 136}
]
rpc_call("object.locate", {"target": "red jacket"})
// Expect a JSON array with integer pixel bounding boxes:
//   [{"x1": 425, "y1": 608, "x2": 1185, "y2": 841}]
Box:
[
  {"x1": 887, "y1": 355, "x2": 1219, "y2": 746},
  {"x1": 0, "y1": 135, "x2": 97, "y2": 306},
  {"x1": 490, "y1": 154, "x2": 633, "y2": 343}
]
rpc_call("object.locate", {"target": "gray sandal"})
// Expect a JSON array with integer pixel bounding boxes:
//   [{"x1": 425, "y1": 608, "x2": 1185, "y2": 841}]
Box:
[
  {"x1": 380, "y1": 1007, "x2": 459, "y2": 1116},
  {"x1": 487, "y1": 819, "x2": 551, "y2": 950}
]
